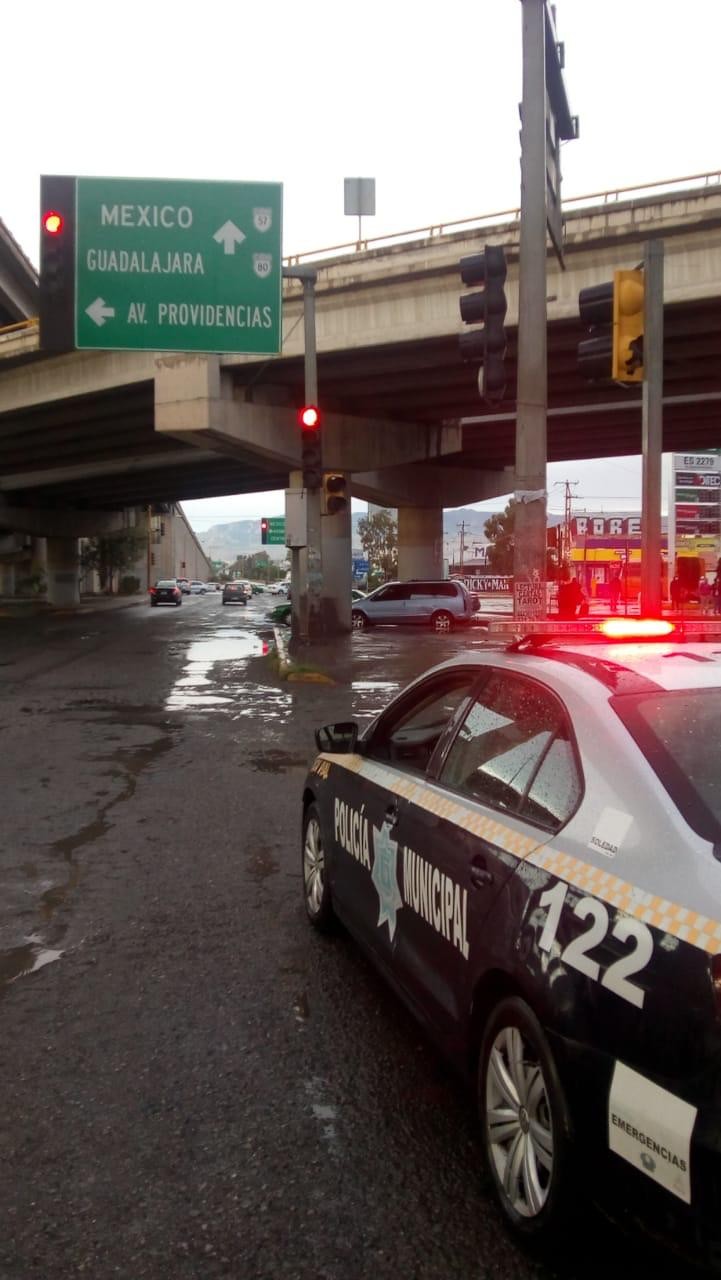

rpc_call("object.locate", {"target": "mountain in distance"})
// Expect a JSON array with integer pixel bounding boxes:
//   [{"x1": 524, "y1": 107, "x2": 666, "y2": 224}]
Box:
[{"x1": 196, "y1": 507, "x2": 517, "y2": 564}]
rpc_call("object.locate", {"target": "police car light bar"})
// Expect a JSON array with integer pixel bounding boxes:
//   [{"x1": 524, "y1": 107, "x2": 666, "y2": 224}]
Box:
[{"x1": 599, "y1": 619, "x2": 675, "y2": 640}]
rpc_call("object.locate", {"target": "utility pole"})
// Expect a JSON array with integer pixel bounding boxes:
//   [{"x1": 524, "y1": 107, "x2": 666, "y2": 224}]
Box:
[{"x1": 457, "y1": 521, "x2": 467, "y2": 572}]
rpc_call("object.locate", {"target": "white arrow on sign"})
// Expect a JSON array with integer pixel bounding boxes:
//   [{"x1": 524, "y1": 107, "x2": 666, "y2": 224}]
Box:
[
  {"x1": 213, "y1": 220, "x2": 246, "y2": 255},
  {"x1": 86, "y1": 297, "x2": 116, "y2": 327}
]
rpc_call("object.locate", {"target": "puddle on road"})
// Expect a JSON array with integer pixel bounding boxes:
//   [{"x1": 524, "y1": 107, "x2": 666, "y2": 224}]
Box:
[
  {"x1": 165, "y1": 629, "x2": 273, "y2": 712},
  {"x1": 0, "y1": 937, "x2": 64, "y2": 988}
]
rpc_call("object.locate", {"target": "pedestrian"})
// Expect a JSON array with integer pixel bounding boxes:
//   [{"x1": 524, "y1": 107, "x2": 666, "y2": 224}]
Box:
[
  {"x1": 670, "y1": 575, "x2": 683, "y2": 611},
  {"x1": 699, "y1": 576, "x2": 714, "y2": 614},
  {"x1": 608, "y1": 571, "x2": 621, "y2": 614}
]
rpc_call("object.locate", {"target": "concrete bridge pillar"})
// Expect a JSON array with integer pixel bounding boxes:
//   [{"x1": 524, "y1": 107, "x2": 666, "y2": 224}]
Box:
[
  {"x1": 46, "y1": 537, "x2": 80, "y2": 607},
  {"x1": 321, "y1": 499, "x2": 352, "y2": 634},
  {"x1": 397, "y1": 507, "x2": 444, "y2": 580}
]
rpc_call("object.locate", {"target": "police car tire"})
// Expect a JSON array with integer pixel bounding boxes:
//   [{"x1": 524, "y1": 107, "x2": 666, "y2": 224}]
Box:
[
  {"x1": 302, "y1": 803, "x2": 334, "y2": 930},
  {"x1": 478, "y1": 997, "x2": 575, "y2": 1241}
]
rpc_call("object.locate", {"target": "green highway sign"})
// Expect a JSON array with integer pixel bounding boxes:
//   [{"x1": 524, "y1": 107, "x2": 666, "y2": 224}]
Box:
[
  {"x1": 263, "y1": 517, "x2": 286, "y2": 545},
  {"x1": 74, "y1": 176, "x2": 282, "y2": 354}
]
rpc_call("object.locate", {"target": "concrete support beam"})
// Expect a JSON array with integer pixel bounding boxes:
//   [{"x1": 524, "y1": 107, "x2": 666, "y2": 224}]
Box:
[
  {"x1": 397, "y1": 507, "x2": 444, "y2": 580},
  {"x1": 0, "y1": 348, "x2": 156, "y2": 413},
  {"x1": 154, "y1": 355, "x2": 462, "y2": 473},
  {"x1": 0, "y1": 499, "x2": 126, "y2": 538},
  {"x1": 320, "y1": 501, "x2": 352, "y2": 634},
  {"x1": 46, "y1": 536, "x2": 80, "y2": 607},
  {"x1": 352, "y1": 463, "x2": 516, "y2": 509}
]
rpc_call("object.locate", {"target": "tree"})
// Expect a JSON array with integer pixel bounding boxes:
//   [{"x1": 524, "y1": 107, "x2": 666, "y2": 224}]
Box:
[
  {"x1": 358, "y1": 511, "x2": 398, "y2": 583},
  {"x1": 484, "y1": 500, "x2": 561, "y2": 579},
  {"x1": 80, "y1": 532, "x2": 146, "y2": 593},
  {"x1": 484, "y1": 500, "x2": 516, "y2": 575}
]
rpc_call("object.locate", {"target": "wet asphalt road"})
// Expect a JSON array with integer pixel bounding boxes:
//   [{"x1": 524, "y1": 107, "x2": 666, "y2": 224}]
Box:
[{"x1": 0, "y1": 595, "x2": 704, "y2": 1280}]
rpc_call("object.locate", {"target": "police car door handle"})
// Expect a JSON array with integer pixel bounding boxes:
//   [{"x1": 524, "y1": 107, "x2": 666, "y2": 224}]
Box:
[
  {"x1": 385, "y1": 801, "x2": 399, "y2": 827},
  {"x1": 470, "y1": 857, "x2": 494, "y2": 889}
]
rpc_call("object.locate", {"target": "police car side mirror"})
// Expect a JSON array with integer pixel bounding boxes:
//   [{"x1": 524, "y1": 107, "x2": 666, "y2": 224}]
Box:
[{"x1": 315, "y1": 722, "x2": 359, "y2": 754}]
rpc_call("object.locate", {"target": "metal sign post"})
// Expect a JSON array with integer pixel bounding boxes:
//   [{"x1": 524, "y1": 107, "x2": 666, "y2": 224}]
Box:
[{"x1": 640, "y1": 240, "x2": 664, "y2": 616}]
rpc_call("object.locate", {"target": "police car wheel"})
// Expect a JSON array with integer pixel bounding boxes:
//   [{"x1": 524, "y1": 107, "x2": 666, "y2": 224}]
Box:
[
  {"x1": 302, "y1": 804, "x2": 333, "y2": 929},
  {"x1": 351, "y1": 610, "x2": 368, "y2": 631},
  {"x1": 479, "y1": 997, "x2": 573, "y2": 1239},
  {"x1": 431, "y1": 610, "x2": 453, "y2": 633}
]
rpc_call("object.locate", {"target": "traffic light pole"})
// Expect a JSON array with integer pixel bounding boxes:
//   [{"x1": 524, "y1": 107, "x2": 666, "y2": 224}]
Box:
[
  {"x1": 282, "y1": 266, "x2": 323, "y2": 643},
  {"x1": 514, "y1": 0, "x2": 548, "y2": 620},
  {"x1": 640, "y1": 240, "x2": 664, "y2": 616}
]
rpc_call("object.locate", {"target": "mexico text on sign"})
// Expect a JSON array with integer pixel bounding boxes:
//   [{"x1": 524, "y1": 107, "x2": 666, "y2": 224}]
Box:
[
  {"x1": 75, "y1": 177, "x2": 282, "y2": 354},
  {"x1": 265, "y1": 518, "x2": 286, "y2": 545}
]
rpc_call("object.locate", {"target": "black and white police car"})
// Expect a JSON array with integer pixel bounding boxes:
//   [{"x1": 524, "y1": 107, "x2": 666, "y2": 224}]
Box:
[{"x1": 301, "y1": 618, "x2": 721, "y2": 1267}]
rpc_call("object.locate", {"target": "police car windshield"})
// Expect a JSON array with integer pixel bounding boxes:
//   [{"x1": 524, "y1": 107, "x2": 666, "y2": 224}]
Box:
[{"x1": 614, "y1": 689, "x2": 721, "y2": 844}]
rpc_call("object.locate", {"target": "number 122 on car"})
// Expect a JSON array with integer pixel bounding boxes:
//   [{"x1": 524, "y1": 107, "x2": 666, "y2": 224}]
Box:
[{"x1": 537, "y1": 879, "x2": 654, "y2": 1009}]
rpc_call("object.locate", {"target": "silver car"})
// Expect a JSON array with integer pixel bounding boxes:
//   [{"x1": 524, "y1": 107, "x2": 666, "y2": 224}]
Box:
[{"x1": 351, "y1": 579, "x2": 478, "y2": 633}]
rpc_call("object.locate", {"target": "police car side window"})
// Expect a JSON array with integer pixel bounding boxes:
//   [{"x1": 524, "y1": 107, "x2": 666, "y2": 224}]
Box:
[
  {"x1": 440, "y1": 672, "x2": 580, "y2": 829},
  {"x1": 365, "y1": 672, "x2": 478, "y2": 773}
]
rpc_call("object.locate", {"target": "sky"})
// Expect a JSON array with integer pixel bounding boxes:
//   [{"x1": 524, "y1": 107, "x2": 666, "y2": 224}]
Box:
[{"x1": 4, "y1": 0, "x2": 720, "y2": 530}]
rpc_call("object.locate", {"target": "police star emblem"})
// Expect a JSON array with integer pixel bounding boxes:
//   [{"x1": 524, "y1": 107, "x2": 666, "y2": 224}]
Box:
[{"x1": 371, "y1": 821, "x2": 403, "y2": 941}]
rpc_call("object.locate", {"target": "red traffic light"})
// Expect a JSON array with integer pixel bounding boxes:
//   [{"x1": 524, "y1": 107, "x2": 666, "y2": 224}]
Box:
[
  {"x1": 261, "y1": 519, "x2": 268, "y2": 530},
  {"x1": 299, "y1": 405, "x2": 320, "y2": 430},
  {"x1": 43, "y1": 211, "x2": 63, "y2": 235}
]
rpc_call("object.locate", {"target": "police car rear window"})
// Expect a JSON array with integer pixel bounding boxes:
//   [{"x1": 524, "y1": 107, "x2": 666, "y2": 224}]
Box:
[{"x1": 613, "y1": 690, "x2": 721, "y2": 844}]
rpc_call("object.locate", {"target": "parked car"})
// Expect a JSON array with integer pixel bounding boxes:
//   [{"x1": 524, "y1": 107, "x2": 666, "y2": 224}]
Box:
[
  {"x1": 269, "y1": 582, "x2": 289, "y2": 596},
  {"x1": 270, "y1": 589, "x2": 367, "y2": 627},
  {"x1": 222, "y1": 582, "x2": 247, "y2": 606},
  {"x1": 189, "y1": 580, "x2": 207, "y2": 594},
  {"x1": 206, "y1": 581, "x2": 222, "y2": 592},
  {"x1": 351, "y1": 579, "x2": 479, "y2": 633},
  {"x1": 176, "y1": 578, "x2": 191, "y2": 594},
  {"x1": 301, "y1": 618, "x2": 721, "y2": 1267},
  {"x1": 150, "y1": 580, "x2": 182, "y2": 607}
]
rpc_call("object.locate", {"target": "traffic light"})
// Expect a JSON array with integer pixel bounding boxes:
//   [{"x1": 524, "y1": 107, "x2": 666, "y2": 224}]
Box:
[
  {"x1": 322, "y1": 472, "x2": 349, "y2": 516},
  {"x1": 458, "y1": 245, "x2": 507, "y2": 402},
  {"x1": 39, "y1": 174, "x2": 76, "y2": 352},
  {"x1": 260, "y1": 518, "x2": 269, "y2": 545},
  {"x1": 299, "y1": 404, "x2": 322, "y2": 489},
  {"x1": 578, "y1": 270, "x2": 645, "y2": 383},
  {"x1": 613, "y1": 269, "x2": 644, "y2": 382},
  {"x1": 577, "y1": 282, "x2": 613, "y2": 379}
]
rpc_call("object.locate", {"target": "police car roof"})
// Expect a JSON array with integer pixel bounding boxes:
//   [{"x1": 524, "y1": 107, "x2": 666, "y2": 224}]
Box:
[{"x1": 420, "y1": 625, "x2": 721, "y2": 699}]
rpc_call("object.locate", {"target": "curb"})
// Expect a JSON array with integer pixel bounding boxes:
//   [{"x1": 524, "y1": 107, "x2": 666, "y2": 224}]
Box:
[{"x1": 273, "y1": 626, "x2": 292, "y2": 677}]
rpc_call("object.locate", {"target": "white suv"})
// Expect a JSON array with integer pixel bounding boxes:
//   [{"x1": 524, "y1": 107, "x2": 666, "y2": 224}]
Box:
[{"x1": 351, "y1": 579, "x2": 479, "y2": 633}]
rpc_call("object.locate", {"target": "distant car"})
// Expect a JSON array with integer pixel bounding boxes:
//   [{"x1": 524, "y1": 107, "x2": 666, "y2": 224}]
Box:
[
  {"x1": 206, "y1": 581, "x2": 222, "y2": 592},
  {"x1": 239, "y1": 581, "x2": 253, "y2": 601},
  {"x1": 251, "y1": 583, "x2": 265, "y2": 595},
  {"x1": 222, "y1": 582, "x2": 247, "y2": 606},
  {"x1": 176, "y1": 578, "x2": 191, "y2": 594},
  {"x1": 150, "y1": 580, "x2": 182, "y2": 607},
  {"x1": 269, "y1": 582, "x2": 289, "y2": 596},
  {"x1": 270, "y1": 590, "x2": 366, "y2": 627},
  {"x1": 189, "y1": 581, "x2": 207, "y2": 594},
  {"x1": 351, "y1": 579, "x2": 479, "y2": 633}
]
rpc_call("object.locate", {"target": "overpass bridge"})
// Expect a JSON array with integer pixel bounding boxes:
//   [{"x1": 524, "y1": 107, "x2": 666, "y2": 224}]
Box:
[{"x1": 2, "y1": 174, "x2": 721, "y2": 608}]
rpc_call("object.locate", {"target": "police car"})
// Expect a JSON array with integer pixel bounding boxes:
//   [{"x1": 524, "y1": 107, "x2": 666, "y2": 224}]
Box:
[{"x1": 301, "y1": 619, "x2": 721, "y2": 1266}]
